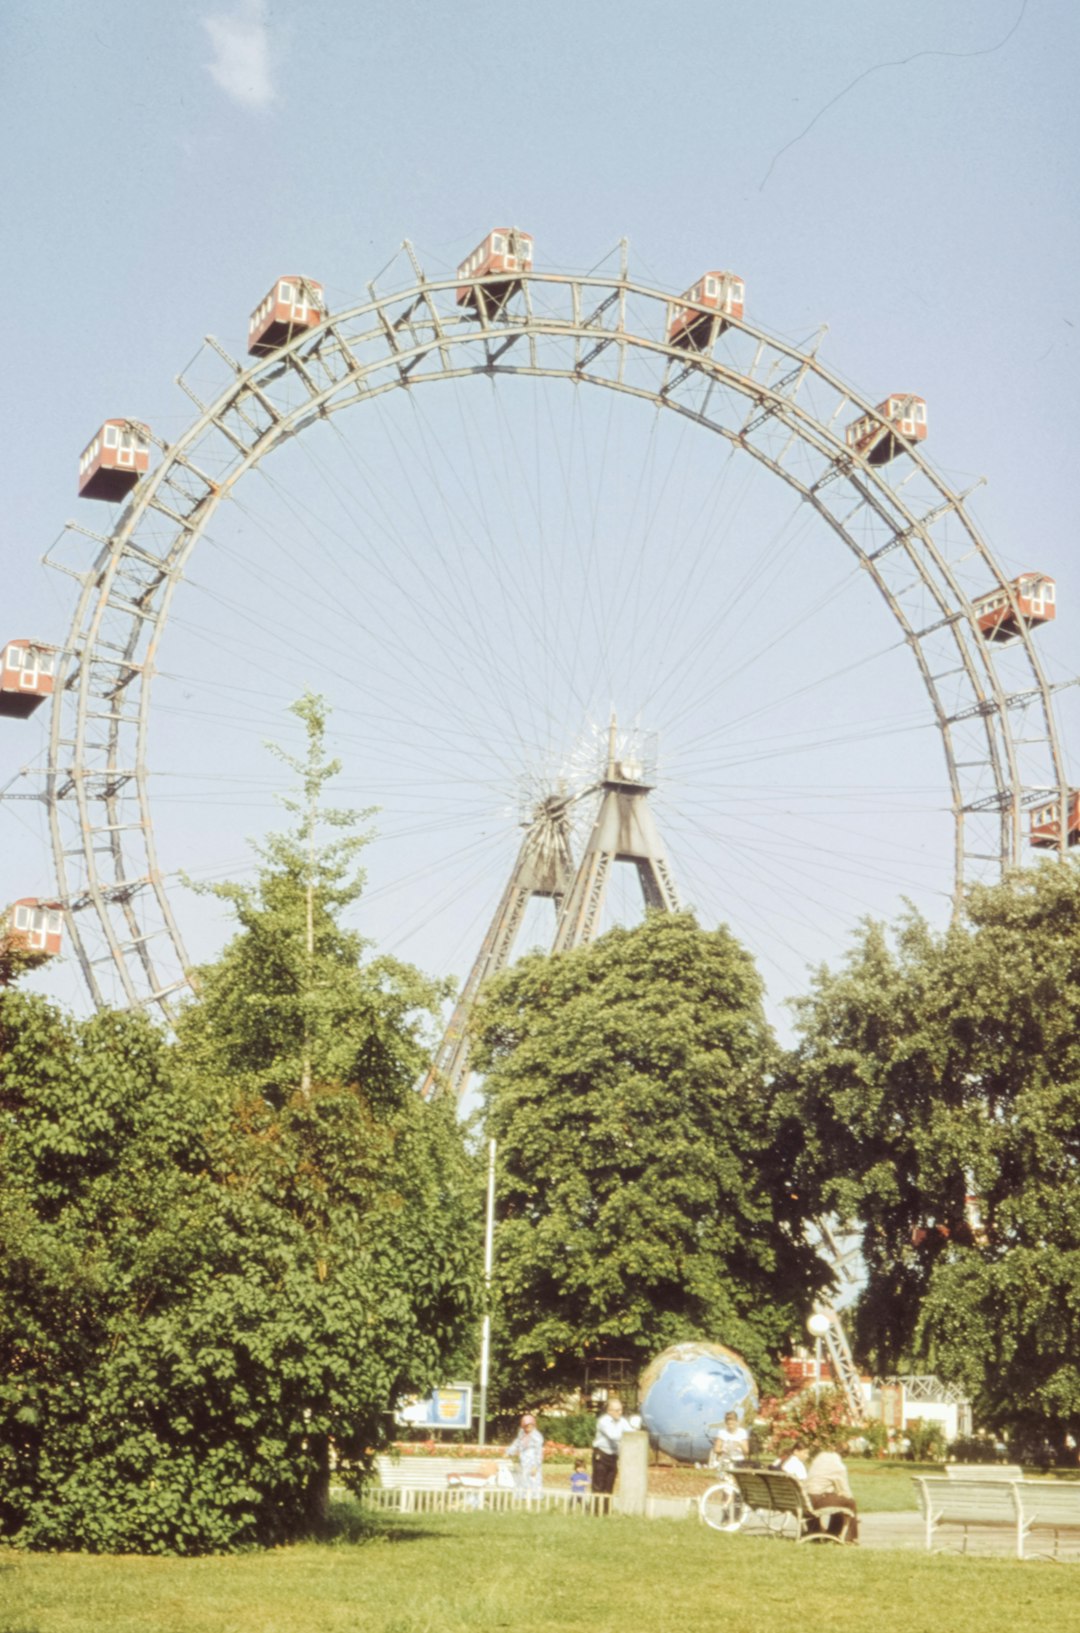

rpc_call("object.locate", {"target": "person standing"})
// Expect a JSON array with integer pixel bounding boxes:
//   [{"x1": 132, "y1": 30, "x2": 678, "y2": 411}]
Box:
[
  {"x1": 505, "y1": 1412, "x2": 545, "y2": 1495},
  {"x1": 591, "y1": 1397, "x2": 632, "y2": 1500}
]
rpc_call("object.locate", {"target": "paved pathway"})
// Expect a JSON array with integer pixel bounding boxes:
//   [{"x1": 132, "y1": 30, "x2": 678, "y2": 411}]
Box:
[{"x1": 737, "y1": 1507, "x2": 1080, "y2": 1559}]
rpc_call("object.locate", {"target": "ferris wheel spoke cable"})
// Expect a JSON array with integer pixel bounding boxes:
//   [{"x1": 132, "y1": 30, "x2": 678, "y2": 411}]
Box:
[
  {"x1": 244, "y1": 450, "x2": 537, "y2": 741},
  {"x1": 629, "y1": 444, "x2": 747, "y2": 703},
  {"x1": 671, "y1": 816, "x2": 952, "y2": 896},
  {"x1": 667, "y1": 805, "x2": 949, "y2": 897},
  {"x1": 171, "y1": 566, "x2": 537, "y2": 787},
  {"x1": 671, "y1": 829, "x2": 818, "y2": 979},
  {"x1": 568, "y1": 386, "x2": 620, "y2": 711},
  {"x1": 153, "y1": 657, "x2": 530, "y2": 789},
  {"x1": 667, "y1": 710, "x2": 931, "y2": 778},
  {"x1": 485, "y1": 382, "x2": 564, "y2": 748},
  {"x1": 189, "y1": 511, "x2": 526, "y2": 749},
  {"x1": 447, "y1": 381, "x2": 557, "y2": 757},
  {"x1": 623, "y1": 408, "x2": 716, "y2": 674},
  {"x1": 576, "y1": 402, "x2": 669, "y2": 707},
  {"x1": 168, "y1": 586, "x2": 486, "y2": 760},
  {"x1": 672, "y1": 822, "x2": 917, "y2": 954},
  {"x1": 358, "y1": 396, "x2": 541, "y2": 749},
  {"x1": 248, "y1": 432, "x2": 520, "y2": 719},
  {"x1": 645, "y1": 518, "x2": 858, "y2": 732},
  {"x1": 663, "y1": 633, "x2": 910, "y2": 756},
  {"x1": 367, "y1": 838, "x2": 523, "y2": 960},
  {"x1": 633, "y1": 496, "x2": 825, "y2": 727},
  {"x1": 329, "y1": 397, "x2": 545, "y2": 762}
]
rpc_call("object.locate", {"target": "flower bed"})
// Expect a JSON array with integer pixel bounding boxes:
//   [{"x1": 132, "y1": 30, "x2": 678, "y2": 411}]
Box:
[{"x1": 389, "y1": 1439, "x2": 580, "y2": 1463}]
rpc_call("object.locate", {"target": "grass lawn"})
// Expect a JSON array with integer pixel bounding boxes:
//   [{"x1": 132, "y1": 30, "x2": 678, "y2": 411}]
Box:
[{"x1": 2, "y1": 1502, "x2": 1077, "y2": 1633}]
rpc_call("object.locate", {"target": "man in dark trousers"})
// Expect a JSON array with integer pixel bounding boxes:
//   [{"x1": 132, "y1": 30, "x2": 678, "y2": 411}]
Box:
[{"x1": 591, "y1": 1397, "x2": 632, "y2": 1502}]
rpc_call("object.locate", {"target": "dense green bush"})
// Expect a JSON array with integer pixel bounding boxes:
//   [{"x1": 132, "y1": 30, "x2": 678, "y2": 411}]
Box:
[
  {"x1": 0, "y1": 993, "x2": 477, "y2": 1553},
  {"x1": 904, "y1": 1418, "x2": 947, "y2": 1462},
  {"x1": 947, "y1": 1435, "x2": 1002, "y2": 1464},
  {"x1": 537, "y1": 1411, "x2": 596, "y2": 1449}
]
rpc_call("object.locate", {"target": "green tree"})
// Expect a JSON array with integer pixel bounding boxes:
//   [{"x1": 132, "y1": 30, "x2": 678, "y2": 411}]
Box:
[
  {"x1": 785, "y1": 859, "x2": 1080, "y2": 1454},
  {"x1": 472, "y1": 911, "x2": 823, "y2": 1405},
  {"x1": 0, "y1": 698, "x2": 478, "y2": 1552},
  {"x1": 178, "y1": 691, "x2": 449, "y2": 1106}
]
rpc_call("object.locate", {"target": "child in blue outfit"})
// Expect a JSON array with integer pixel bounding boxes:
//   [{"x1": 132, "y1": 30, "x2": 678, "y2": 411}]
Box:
[{"x1": 570, "y1": 1457, "x2": 590, "y2": 1504}]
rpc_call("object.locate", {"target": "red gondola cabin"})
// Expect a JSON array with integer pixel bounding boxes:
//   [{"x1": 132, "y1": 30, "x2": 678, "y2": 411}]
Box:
[
  {"x1": 78, "y1": 420, "x2": 151, "y2": 501},
  {"x1": 0, "y1": 640, "x2": 56, "y2": 720},
  {"x1": 1, "y1": 899, "x2": 63, "y2": 958},
  {"x1": 455, "y1": 229, "x2": 533, "y2": 317},
  {"x1": 248, "y1": 277, "x2": 327, "y2": 357},
  {"x1": 973, "y1": 574, "x2": 1056, "y2": 642},
  {"x1": 845, "y1": 396, "x2": 927, "y2": 465},
  {"x1": 1030, "y1": 791, "x2": 1080, "y2": 849},
  {"x1": 667, "y1": 271, "x2": 744, "y2": 350}
]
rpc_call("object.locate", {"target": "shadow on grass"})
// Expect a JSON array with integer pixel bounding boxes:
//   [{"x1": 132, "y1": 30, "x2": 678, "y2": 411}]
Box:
[{"x1": 318, "y1": 1499, "x2": 444, "y2": 1547}]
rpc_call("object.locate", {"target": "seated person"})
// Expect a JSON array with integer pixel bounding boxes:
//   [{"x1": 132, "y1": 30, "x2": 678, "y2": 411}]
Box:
[
  {"x1": 805, "y1": 1448, "x2": 859, "y2": 1543},
  {"x1": 712, "y1": 1410, "x2": 750, "y2": 1467},
  {"x1": 775, "y1": 1439, "x2": 808, "y2": 1481}
]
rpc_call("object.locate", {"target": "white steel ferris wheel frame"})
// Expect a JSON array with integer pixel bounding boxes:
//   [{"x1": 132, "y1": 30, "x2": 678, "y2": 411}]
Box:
[{"x1": 43, "y1": 242, "x2": 1071, "y2": 1013}]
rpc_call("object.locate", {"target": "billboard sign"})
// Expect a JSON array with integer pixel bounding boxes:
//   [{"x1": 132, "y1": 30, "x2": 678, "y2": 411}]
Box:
[{"x1": 394, "y1": 1382, "x2": 474, "y2": 1431}]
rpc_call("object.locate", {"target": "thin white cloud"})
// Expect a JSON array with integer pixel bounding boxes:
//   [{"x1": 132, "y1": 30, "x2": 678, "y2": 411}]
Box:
[{"x1": 203, "y1": 0, "x2": 276, "y2": 110}]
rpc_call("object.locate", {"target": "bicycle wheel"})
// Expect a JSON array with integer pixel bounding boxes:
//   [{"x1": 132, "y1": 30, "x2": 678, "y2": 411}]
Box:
[{"x1": 700, "y1": 1480, "x2": 744, "y2": 1532}]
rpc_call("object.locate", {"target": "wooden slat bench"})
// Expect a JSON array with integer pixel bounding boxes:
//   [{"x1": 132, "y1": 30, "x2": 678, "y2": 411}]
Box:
[{"x1": 733, "y1": 1468, "x2": 853, "y2": 1544}]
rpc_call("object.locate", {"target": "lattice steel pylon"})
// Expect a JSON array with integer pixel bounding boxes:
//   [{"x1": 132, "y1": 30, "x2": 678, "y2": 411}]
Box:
[
  {"x1": 811, "y1": 1219, "x2": 868, "y2": 1423},
  {"x1": 552, "y1": 718, "x2": 679, "y2": 953},
  {"x1": 422, "y1": 791, "x2": 576, "y2": 1103}
]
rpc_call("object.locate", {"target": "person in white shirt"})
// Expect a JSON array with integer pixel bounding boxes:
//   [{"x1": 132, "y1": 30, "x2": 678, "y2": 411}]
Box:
[
  {"x1": 712, "y1": 1410, "x2": 750, "y2": 1467},
  {"x1": 591, "y1": 1397, "x2": 633, "y2": 1498},
  {"x1": 777, "y1": 1440, "x2": 808, "y2": 1482},
  {"x1": 504, "y1": 1412, "x2": 544, "y2": 1495}
]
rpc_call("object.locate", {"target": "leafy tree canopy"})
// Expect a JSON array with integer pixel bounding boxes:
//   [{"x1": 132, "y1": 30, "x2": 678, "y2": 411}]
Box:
[
  {"x1": 472, "y1": 911, "x2": 824, "y2": 1406},
  {"x1": 1, "y1": 696, "x2": 478, "y2": 1552},
  {"x1": 177, "y1": 692, "x2": 451, "y2": 1106},
  {"x1": 784, "y1": 859, "x2": 1080, "y2": 1451}
]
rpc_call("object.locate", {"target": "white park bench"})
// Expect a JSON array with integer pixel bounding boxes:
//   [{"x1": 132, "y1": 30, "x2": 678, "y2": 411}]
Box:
[
  {"x1": 945, "y1": 1463, "x2": 1023, "y2": 1481},
  {"x1": 1013, "y1": 1479, "x2": 1080, "y2": 1561},
  {"x1": 914, "y1": 1476, "x2": 1017, "y2": 1553},
  {"x1": 914, "y1": 1475, "x2": 1080, "y2": 1559}
]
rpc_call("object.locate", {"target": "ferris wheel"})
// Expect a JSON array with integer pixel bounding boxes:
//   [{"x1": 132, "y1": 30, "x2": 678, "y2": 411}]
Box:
[{"x1": 1, "y1": 228, "x2": 1074, "y2": 1011}]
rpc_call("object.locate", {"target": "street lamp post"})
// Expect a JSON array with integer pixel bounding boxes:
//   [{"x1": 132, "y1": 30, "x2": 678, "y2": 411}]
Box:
[
  {"x1": 807, "y1": 1311, "x2": 831, "y2": 1397},
  {"x1": 478, "y1": 1137, "x2": 497, "y2": 1446}
]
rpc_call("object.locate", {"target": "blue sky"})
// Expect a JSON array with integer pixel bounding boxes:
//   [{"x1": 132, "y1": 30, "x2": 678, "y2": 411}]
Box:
[{"x1": 2, "y1": 0, "x2": 1077, "y2": 1027}]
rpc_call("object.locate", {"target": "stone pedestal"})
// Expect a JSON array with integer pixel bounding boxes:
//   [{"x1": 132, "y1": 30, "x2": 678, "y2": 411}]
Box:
[{"x1": 615, "y1": 1429, "x2": 649, "y2": 1516}]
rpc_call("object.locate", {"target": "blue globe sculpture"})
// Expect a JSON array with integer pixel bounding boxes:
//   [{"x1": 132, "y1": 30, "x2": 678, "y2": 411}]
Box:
[{"x1": 639, "y1": 1340, "x2": 757, "y2": 1464}]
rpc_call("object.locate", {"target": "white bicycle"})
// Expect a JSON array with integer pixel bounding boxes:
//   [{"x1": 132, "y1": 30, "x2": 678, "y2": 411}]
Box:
[{"x1": 699, "y1": 1460, "x2": 747, "y2": 1533}]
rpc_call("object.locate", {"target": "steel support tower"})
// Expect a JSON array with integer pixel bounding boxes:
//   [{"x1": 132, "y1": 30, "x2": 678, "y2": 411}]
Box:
[
  {"x1": 552, "y1": 719, "x2": 679, "y2": 953},
  {"x1": 421, "y1": 792, "x2": 575, "y2": 1102}
]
